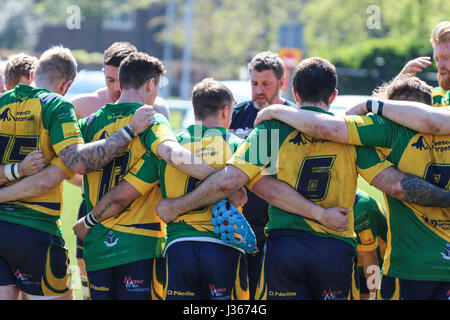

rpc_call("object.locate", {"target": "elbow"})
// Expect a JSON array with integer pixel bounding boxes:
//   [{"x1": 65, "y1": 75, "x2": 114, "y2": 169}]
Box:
[
  {"x1": 69, "y1": 163, "x2": 89, "y2": 176},
  {"x1": 383, "y1": 180, "x2": 405, "y2": 200},
  {"x1": 217, "y1": 169, "x2": 245, "y2": 195},
  {"x1": 422, "y1": 117, "x2": 442, "y2": 135}
]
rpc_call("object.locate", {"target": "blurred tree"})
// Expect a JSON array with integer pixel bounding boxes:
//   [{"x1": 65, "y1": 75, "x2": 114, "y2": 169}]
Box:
[{"x1": 0, "y1": 0, "x2": 43, "y2": 51}]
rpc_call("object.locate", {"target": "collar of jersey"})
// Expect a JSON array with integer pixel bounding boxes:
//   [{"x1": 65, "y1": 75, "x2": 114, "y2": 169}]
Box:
[
  {"x1": 14, "y1": 84, "x2": 46, "y2": 98},
  {"x1": 300, "y1": 105, "x2": 335, "y2": 116},
  {"x1": 103, "y1": 102, "x2": 142, "y2": 113},
  {"x1": 186, "y1": 124, "x2": 228, "y2": 136}
]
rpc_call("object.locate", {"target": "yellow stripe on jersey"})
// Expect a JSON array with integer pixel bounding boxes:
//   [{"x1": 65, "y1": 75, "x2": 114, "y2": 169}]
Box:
[
  {"x1": 150, "y1": 124, "x2": 177, "y2": 156},
  {"x1": 123, "y1": 171, "x2": 159, "y2": 196},
  {"x1": 358, "y1": 160, "x2": 393, "y2": 185},
  {"x1": 344, "y1": 116, "x2": 366, "y2": 146}
]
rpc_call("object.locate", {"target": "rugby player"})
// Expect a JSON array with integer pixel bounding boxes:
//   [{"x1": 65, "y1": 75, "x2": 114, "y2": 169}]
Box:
[
  {"x1": 155, "y1": 58, "x2": 450, "y2": 300},
  {"x1": 397, "y1": 21, "x2": 450, "y2": 107},
  {"x1": 253, "y1": 69, "x2": 450, "y2": 299},
  {"x1": 3, "y1": 53, "x2": 37, "y2": 90},
  {"x1": 229, "y1": 51, "x2": 296, "y2": 298},
  {"x1": 353, "y1": 189, "x2": 387, "y2": 300},
  {"x1": 0, "y1": 45, "x2": 153, "y2": 300},
  {"x1": 73, "y1": 77, "x2": 350, "y2": 300}
]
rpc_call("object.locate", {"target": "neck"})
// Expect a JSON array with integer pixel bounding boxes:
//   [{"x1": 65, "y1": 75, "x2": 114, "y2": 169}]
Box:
[
  {"x1": 195, "y1": 117, "x2": 224, "y2": 129},
  {"x1": 116, "y1": 89, "x2": 145, "y2": 105},
  {"x1": 33, "y1": 80, "x2": 62, "y2": 95},
  {"x1": 299, "y1": 101, "x2": 330, "y2": 111}
]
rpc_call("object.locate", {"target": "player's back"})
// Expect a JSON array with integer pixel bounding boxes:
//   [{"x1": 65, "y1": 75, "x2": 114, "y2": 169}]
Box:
[
  {"x1": 79, "y1": 103, "x2": 171, "y2": 271},
  {"x1": 345, "y1": 114, "x2": 450, "y2": 281},
  {"x1": 159, "y1": 124, "x2": 243, "y2": 247},
  {"x1": 231, "y1": 106, "x2": 390, "y2": 247},
  {"x1": 0, "y1": 84, "x2": 83, "y2": 235}
]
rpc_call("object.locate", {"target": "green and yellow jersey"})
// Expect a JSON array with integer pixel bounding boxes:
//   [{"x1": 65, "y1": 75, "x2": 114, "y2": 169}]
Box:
[
  {"x1": 432, "y1": 87, "x2": 449, "y2": 107},
  {"x1": 124, "y1": 124, "x2": 259, "y2": 254},
  {"x1": 354, "y1": 189, "x2": 388, "y2": 278},
  {"x1": 228, "y1": 106, "x2": 393, "y2": 248},
  {"x1": 345, "y1": 114, "x2": 450, "y2": 281},
  {"x1": 0, "y1": 84, "x2": 83, "y2": 236},
  {"x1": 79, "y1": 103, "x2": 176, "y2": 272}
]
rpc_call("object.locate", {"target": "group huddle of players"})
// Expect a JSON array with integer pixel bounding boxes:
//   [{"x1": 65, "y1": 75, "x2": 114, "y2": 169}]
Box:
[{"x1": 0, "y1": 21, "x2": 449, "y2": 301}]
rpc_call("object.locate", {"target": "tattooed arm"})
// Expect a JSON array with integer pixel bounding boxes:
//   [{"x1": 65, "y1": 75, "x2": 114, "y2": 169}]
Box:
[
  {"x1": 371, "y1": 166, "x2": 450, "y2": 207},
  {"x1": 60, "y1": 106, "x2": 154, "y2": 175},
  {"x1": 72, "y1": 179, "x2": 143, "y2": 240}
]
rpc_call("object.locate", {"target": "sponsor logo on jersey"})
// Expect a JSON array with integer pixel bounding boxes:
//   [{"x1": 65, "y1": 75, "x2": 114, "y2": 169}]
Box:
[
  {"x1": 268, "y1": 290, "x2": 297, "y2": 297},
  {"x1": 0, "y1": 108, "x2": 17, "y2": 121},
  {"x1": 289, "y1": 132, "x2": 328, "y2": 146},
  {"x1": 62, "y1": 122, "x2": 81, "y2": 139},
  {"x1": 441, "y1": 243, "x2": 450, "y2": 261},
  {"x1": 104, "y1": 230, "x2": 119, "y2": 247},
  {"x1": 99, "y1": 130, "x2": 110, "y2": 140},
  {"x1": 166, "y1": 290, "x2": 195, "y2": 297},
  {"x1": 411, "y1": 136, "x2": 450, "y2": 152}
]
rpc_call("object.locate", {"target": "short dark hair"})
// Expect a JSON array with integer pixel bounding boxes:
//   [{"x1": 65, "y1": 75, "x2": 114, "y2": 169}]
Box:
[
  {"x1": 104, "y1": 42, "x2": 137, "y2": 67},
  {"x1": 118, "y1": 52, "x2": 165, "y2": 90},
  {"x1": 248, "y1": 51, "x2": 285, "y2": 80},
  {"x1": 373, "y1": 74, "x2": 433, "y2": 106},
  {"x1": 192, "y1": 78, "x2": 234, "y2": 120},
  {"x1": 292, "y1": 57, "x2": 337, "y2": 105}
]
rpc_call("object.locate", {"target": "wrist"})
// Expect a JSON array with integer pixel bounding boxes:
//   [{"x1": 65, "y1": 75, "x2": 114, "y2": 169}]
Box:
[
  {"x1": 83, "y1": 212, "x2": 100, "y2": 229},
  {"x1": 4, "y1": 163, "x2": 20, "y2": 182},
  {"x1": 311, "y1": 205, "x2": 324, "y2": 222},
  {"x1": 366, "y1": 99, "x2": 384, "y2": 116}
]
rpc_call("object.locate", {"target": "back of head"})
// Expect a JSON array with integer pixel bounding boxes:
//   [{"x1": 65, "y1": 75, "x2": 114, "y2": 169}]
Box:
[
  {"x1": 192, "y1": 78, "x2": 234, "y2": 120},
  {"x1": 104, "y1": 42, "x2": 138, "y2": 67},
  {"x1": 118, "y1": 52, "x2": 165, "y2": 90},
  {"x1": 248, "y1": 51, "x2": 285, "y2": 80},
  {"x1": 34, "y1": 46, "x2": 77, "y2": 86},
  {"x1": 430, "y1": 21, "x2": 450, "y2": 47},
  {"x1": 373, "y1": 74, "x2": 433, "y2": 106},
  {"x1": 293, "y1": 57, "x2": 338, "y2": 105},
  {"x1": 4, "y1": 53, "x2": 38, "y2": 88}
]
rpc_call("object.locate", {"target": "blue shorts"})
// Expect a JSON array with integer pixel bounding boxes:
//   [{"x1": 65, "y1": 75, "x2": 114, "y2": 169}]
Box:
[
  {"x1": 87, "y1": 258, "x2": 164, "y2": 300},
  {"x1": 0, "y1": 220, "x2": 72, "y2": 297},
  {"x1": 378, "y1": 274, "x2": 450, "y2": 300},
  {"x1": 76, "y1": 197, "x2": 87, "y2": 259},
  {"x1": 165, "y1": 241, "x2": 249, "y2": 300},
  {"x1": 255, "y1": 229, "x2": 359, "y2": 300}
]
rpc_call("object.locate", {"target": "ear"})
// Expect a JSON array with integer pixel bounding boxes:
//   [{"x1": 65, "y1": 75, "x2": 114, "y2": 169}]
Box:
[
  {"x1": 60, "y1": 80, "x2": 73, "y2": 96},
  {"x1": 279, "y1": 75, "x2": 287, "y2": 89},
  {"x1": 292, "y1": 87, "x2": 301, "y2": 105},
  {"x1": 328, "y1": 89, "x2": 338, "y2": 105},
  {"x1": 147, "y1": 78, "x2": 156, "y2": 92},
  {"x1": 29, "y1": 70, "x2": 35, "y2": 83}
]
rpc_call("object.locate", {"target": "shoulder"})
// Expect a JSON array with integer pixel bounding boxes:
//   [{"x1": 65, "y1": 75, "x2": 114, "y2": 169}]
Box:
[
  {"x1": 233, "y1": 100, "x2": 254, "y2": 114},
  {"x1": 70, "y1": 88, "x2": 109, "y2": 119}
]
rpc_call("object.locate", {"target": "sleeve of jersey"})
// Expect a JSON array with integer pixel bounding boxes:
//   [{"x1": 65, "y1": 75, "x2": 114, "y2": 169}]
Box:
[
  {"x1": 355, "y1": 146, "x2": 394, "y2": 184},
  {"x1": 45, "y1": 98, "x2": 84, "y2": 155},
  {"x1": 227, "y1": 121, "x2": 273, "y2": 181},
  {"x1": 123, "y1": 151, "x2": 160, "y2": 196},
  {"x1": 357, "y1": 228, "x2": 379, "y2": 251},
  {"x1": 140, "y1": 114, "x2": 177, "y2": 157},
  {"x1": 49, "y1": 157, "x2": 75, "y2": 180},
  {"x1": 344, "y1": 115, "x2": 395, "y2": 148}
]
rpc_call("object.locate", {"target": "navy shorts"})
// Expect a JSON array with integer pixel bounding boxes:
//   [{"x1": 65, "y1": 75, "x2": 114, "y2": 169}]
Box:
[
  {"x1": 87, "y1": 258, "x2": 164, "y2": 300},
  {"x1": 378, "y1": 274, "x2": 450, "y2": 300},
  {"x1": 0, "y1": 220, "x2": 72, "y2": 297},
  {"x1": 165, "y1": 241, "x2": 249, "y2": 300},
  {"x1": 256, "y1": 229, "x2": 359, "y2": 300},
  {"x1": 76, "y1": 197, "x2": 87, "y2": 259}
]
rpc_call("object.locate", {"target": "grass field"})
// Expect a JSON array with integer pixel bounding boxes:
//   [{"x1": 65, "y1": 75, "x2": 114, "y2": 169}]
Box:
[{"x1": 60, "y1": 177, "x2": 386, "y2": 300}]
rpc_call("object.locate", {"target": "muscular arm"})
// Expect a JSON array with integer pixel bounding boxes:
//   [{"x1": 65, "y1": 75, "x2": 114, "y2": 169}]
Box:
[
  {"x1": 251, "y1": 175, "x2": 350, "y2": 232},
  {"x1": 371, "y1": 166, "x2": 450, "y2": 207},
  {"x1": 156, "y1": 140, "x2": 217, "y2": 180},
  {"x1": 346, "y1": 100, "x2": 450, "y2": 135},
  {"x1": 254, "y1": 104, "x2": 349, "y2": 143},
  {"x1": 73, "y1": 180, "x2": 142, "y2": 240},
  {"x1": 59, "y1": 106, "x2": 154, "y2": 175},
  {"x1": 0, "y1": 165, "x2": 67, "y2": 203},
  {"x1": 156, "y1": 164, "x2": 249, "y2": 223}
]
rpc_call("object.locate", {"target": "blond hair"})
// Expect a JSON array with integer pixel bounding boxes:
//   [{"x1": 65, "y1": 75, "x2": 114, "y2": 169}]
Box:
[
  {"x1": 4, "y1": 53, "x2": 37, "y2": 88},
  {"x1": 34, "y1": 46, "x2": 77, "y2": 85},
  {"x1": 430, "y1": 21, "x2": 450, "y2": 46}
]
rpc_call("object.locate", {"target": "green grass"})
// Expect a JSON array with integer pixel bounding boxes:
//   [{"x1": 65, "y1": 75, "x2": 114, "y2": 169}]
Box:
[
  {"x1": 60, "y1": 181, "x2": 83, "y2": 300},
  {"x1": 60, "y1": 176, "x2": 386, "y2": 300}
]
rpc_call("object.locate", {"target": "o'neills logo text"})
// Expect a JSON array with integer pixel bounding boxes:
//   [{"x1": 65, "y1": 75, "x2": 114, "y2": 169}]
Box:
[{"x1": 166, "y1": 290, "x2": 195, "y2": 297}]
